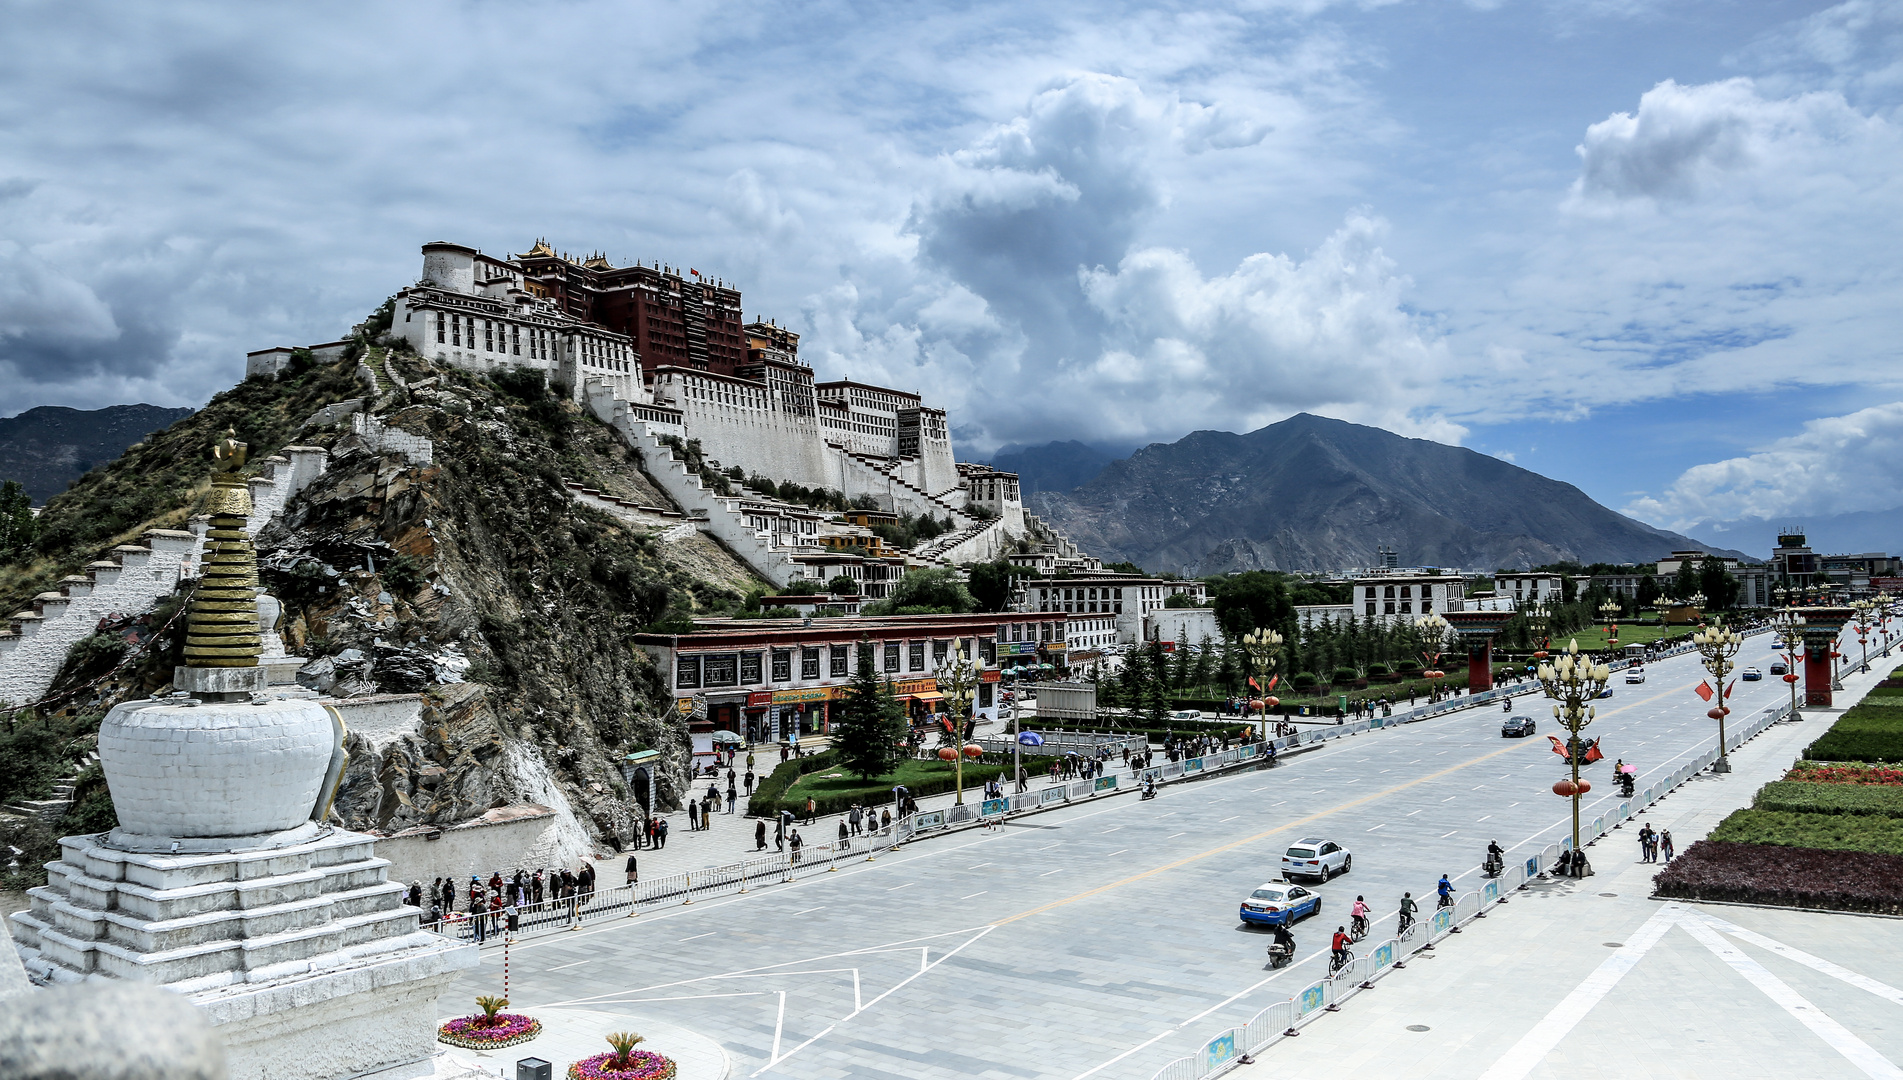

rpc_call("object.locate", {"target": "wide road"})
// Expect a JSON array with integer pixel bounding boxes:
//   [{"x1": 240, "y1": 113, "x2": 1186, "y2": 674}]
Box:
[{"x1": 454, "y1": 630, "x2": 1824, "y2": 1080}]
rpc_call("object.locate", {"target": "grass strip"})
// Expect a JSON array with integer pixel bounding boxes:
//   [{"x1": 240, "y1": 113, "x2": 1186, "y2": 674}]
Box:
[
  {"x1": 1706, "y1": 808, "x2": 1903, "y2": 855},
  {"x1": 1751, "y1": 780, "x2": 1903, "y2": 817}
]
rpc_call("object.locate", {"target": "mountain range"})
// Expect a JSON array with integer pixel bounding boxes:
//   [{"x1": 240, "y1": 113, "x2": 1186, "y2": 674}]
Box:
[
  {"x1": 989, "y1": 440, "x2": 1134, "y2": 496},
  {"x1": 0, "y1": 404, "x2": 196, "y2": 504},
  {"x1": 1026, "y1": 413, "x2": 1743, "y2": 574}
]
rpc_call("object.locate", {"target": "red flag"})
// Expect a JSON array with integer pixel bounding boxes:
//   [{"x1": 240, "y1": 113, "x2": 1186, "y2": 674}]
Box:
[
  {"x1": 1267, "y1": 675, "x2": 1279, "y2": 691},
  {"x1": 1248, "y1": 676, "x2": 1261, "y2": 692},
  {"x1": 690, "y1": 268, "x2": 700, "y2": 276},
  {"x1": 1547, "y1": 735, "x2": 1568, "y2": 757},
  {"x1": 1725, "y1": 679, "x2": 1737, "y2": 700},
  {"x1": 1694, "y1": 681, "x2": 1714, "y2": 702},
  {"x1": 1584, "y1": 739, "x2": 1604, "y2": 763}
]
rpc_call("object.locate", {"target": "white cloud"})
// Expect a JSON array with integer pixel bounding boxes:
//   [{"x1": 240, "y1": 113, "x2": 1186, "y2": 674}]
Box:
[{"x1": 1624, "y1": 401, "x2": 1903, "y2": 528}]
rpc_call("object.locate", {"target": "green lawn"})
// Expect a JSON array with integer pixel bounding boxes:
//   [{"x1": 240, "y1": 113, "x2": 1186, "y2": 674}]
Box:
[
  {"x1": 1708, "y1": 808, "x2": 1903, "y2": 855},
  {"x1": 1548, "y1": 624, "x2": 1686, "y2": 652},
  {"x1": 763, "y1": 757, "x2": 1008, "y2": 816}
]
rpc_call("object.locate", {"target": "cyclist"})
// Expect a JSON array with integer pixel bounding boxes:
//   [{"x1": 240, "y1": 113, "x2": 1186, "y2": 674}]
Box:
[
  {"x1": 1437, "y1": 874, "x2": 1454, "y2": 908},
  {"x1": 1331, "y1": 925, "x2": 1353, "y2": 973},
  {"x1": 1350, "y1": 895, "x2": 1370, "y2": 940},
  {"x1": 1397, "y1": 891, "x2": 1417, "y2": 936}
]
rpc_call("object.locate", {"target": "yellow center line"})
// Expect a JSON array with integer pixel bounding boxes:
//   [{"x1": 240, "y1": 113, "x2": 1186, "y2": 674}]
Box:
[{"x1": 991, "y1": 677, "x2": 1697, "y2": 928}]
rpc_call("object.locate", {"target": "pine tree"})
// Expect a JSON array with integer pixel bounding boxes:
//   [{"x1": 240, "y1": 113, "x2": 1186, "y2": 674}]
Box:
[
  {"x1": 833, "y1": 639, "x2": 906, "y2": 781},
  {"x1": 1216, "y1": 638, "x2": 1238, "y2": 694},
  {"x1": 1170, "y1": 641, "x2": 1192, "y2": 689},
  {"x1": 1144, "y1": 641, "x2": 1171, "y2": 727},
  {"x1": 1191, "y1": 637, "x2": 1214, "y2": 690},
  {"x1": 0, "y1": 481, "x2": 35, "y2": 562}
]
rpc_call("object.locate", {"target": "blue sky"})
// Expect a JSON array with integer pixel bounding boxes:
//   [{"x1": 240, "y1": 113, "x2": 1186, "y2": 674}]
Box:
[{"x1": 2, "y1": 0, "x2": 1901, "y2": 533}]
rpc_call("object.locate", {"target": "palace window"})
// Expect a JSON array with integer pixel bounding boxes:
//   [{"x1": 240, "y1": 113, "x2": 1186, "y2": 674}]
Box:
[
  {"x1": 702, "y1": 654, "x2": 738, "y2": 687},
  {"x1": 883, "y1": 643, "x2": 901, "y2": 673},
  {"x1": 802, "y1": 648, "x2": 820, "y2": 679},
  {"x1": 676, "y1": 655, "x2": 701, "y2": 689},
  {"x1": 830, "y1": 644, "x2": 849, "y2": 677},
  {"x1": 739, "y1": 652, "x2": 762, "y2": 684},
  {"x1": 452, "y1": 316, "x2": 461, "y2": 347},
  {"x1": 512, "y1": 327, "x2": 521, "y2": 355},
  {"x1": 436, "y1": 313, "x2": 445, "y2": 344},
  {"x1": 771, "y1": 650, "x2": 791, "y2": 682},
  {"x1": 908, "y1": 642, "x2": 925, "y2": 671},
  {"x1": 485, "y1": 323, "x2": 494, "y2": 352}
]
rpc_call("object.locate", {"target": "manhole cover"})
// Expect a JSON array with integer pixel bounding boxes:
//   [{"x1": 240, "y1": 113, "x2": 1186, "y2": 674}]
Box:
[
  {"x1": 1599, "y1": 892, "x2": 1618, "y2": 897},
  {"x1": 1604, "y1": 942, "x2": 1625, "y2": 948},
  {"x1": 1407, "y1": 1024, "x2": 1431, "y2": 1032}
]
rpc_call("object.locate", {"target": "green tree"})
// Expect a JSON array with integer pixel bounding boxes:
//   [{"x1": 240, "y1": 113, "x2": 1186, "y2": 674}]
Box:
[
  {"x1": 1699, "y1": 556, "x2": 1741, "y2": 610},
  {"x1": 966, "y1": 559, "x2": 1028, "y2": 613},
  {"x1": 1143, "y1": 641, "x2": 1171, "y2": 726},
  {"x1": 868, "y1": 567, "x2": 974, "y2": 615},
  {"x1": 1635, "y1": 574, "x2": 1660, "y2": 609},
  {"x1": 0, "y1": 480, "x2": 36, "y2": 562},
  {"x1": 1209, "y1": 571, "x2": 1295, "y2": 639},
  {"x1": 1170, "y1": 641, "x2": 1192, "y2": 688},
  {"x1": 833, "y1": 640, "x2": 906, "y2": 781},
  {"x1": 827, "y1": 575, "x2": 860, "y2": 596},
  {"x1": 1671, "y1": 561, "x2": 1700, "y2": 601},
  {"x1": 1191, "y1": 636, "x2": 1215, "y2": 689}
]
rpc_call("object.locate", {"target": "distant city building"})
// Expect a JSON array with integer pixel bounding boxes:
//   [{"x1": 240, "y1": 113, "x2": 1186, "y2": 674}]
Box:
[
  {"x1": 1349, "y1": 571, "x2": 1466, "y2": 625},
  {"x1": 1022, "y1": 575, "x2": 1206, "y2": 644},
  {"x1": 1494, "y1": 572, "x2": 1565, "y2": 606}
]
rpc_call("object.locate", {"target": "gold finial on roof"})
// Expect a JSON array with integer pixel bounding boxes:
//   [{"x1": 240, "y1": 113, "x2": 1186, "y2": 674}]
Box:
[{"x1": 187, "y1": 430, "x2": 261, "y2": 669}]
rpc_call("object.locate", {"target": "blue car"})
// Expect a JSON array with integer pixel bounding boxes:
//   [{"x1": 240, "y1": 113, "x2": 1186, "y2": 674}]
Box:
[{"x1": 1239, "y1": 882, "x2": 1321, "y2": 926}]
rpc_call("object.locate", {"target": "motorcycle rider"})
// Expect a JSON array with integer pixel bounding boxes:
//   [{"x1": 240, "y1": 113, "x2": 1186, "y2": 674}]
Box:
[
  {"x1": 1350, "y1": 895, "x2": 1370, "y2": 938},
  {"x1": 1486, "y1": 839, "x2": 1505, "y2": 875},
  {"x1": 1268, "y1": 922, "x2": 1296, "y2": 963}
]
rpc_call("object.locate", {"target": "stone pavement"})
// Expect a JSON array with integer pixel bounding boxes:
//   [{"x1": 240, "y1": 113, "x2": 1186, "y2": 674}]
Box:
[{"x1": 1225, "y1": 653, "x2": 1903, "y2": 1080}]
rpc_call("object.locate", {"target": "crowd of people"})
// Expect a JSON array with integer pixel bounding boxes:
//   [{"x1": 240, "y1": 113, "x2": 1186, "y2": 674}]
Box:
[{"x1": 416, "y1": 864, "x2": 600, "y2": 940}]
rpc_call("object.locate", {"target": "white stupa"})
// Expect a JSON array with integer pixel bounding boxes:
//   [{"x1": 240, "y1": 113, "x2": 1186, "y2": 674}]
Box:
[{"x1": 8, "y1": 434, "x2": 477, "y2": 1080}]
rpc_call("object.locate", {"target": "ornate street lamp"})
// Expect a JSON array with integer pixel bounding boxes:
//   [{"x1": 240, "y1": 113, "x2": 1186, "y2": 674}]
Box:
[
  {"x1": 1418, "y1": 613, "x2": 1454, "y2": 678},
  {"x1": 1523, "y1": 599, "x2": 1552, "y2": 656},
  {"x1": 1536, "y1": 640, "x2": 1611, "y2": 862},
  {"x1": 1241, "y1": 628, "x2": 1283, "y2": 740},
  {"x1": 1599, "y1": 599, "x2": 1622, "y2": 647},
  {"x1": 1692, "y1": 621, "x2": 1743, "y2": 774},
  {"x1": 1773, "y1": 610, "x2": 1806, "y2": 722},
  {"x1": 1851, "y1": 599, "x2": 1876, "y2": 675},
  {"x1": 935, "y1": 646, "x2": 981, "y2": 804}
]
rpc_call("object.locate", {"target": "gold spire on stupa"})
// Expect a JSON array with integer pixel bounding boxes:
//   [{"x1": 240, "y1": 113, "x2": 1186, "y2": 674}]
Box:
[{"x1": 183, "y1": 430, "x2": 263, "y2": 668}]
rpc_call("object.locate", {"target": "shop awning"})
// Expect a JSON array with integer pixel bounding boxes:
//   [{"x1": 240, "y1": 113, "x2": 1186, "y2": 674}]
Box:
[{"x1": 907, "y1": 691, "x2": 947, "y2": 703}]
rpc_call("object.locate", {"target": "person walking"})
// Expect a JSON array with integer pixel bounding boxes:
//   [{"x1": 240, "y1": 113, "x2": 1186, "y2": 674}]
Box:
[
  {"x1": 624, "y1": 853, "x2": 638, "y2": 888},
  {"x1": 805, "y1": 796, "x2": 817, "y2": 825},
  {"x1": 881, "y1": 807, "x2": 892, "y2": 832},
  {"x1": 755, "y1": 818, "x2": 768, "y2": 851},
  {"x1": 1660, "y1": 830, "x2": 1675, "y2": 862},
  {"x1": 848, "y1": 804, "x2": 863, "y2": 836},
  {"x1": 837, "y1": 817, "x2": 850, "y2": 850},
  {"x1": 656, "y1": 818, "x2": 669, "y2": 849},
  {"x1": 790, "y1": 829, "x2": 804, "y2": 864}
]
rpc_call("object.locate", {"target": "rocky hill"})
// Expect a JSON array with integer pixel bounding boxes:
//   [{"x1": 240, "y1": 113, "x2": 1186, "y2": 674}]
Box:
[
  {"x1": 1, "y1": 337, "x2": 762, "y2": 856},
  {"x1": 0, "y1": 404, "x2": 196, "y2": 504},
  {"x1": 989, "y1": 440, "x2": 1129, "y2": 496},
  {"x1": 1029, "y1": 413, "x2": 1735, "y2": 573}
]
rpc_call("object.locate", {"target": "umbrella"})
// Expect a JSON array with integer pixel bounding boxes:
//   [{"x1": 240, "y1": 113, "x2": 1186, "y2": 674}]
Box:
[
  {"x1": 709, "y1": 731, "x2": 745, "y2": 746},
  {"x1": 1619, "y1": 764, "x2": 1637, "y2": 775},
  {"x1": 1018, "y1": 731, "x2": 1045, "y2": 746}
]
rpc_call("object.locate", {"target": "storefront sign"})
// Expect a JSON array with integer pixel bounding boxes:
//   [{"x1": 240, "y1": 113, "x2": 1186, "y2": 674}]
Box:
[
  {"x1": 1002, "y1": 642, "x2": 1039, "y2": 656},
  {"x1": 891, "y1": 677, "x2": 938, "y2": 696},
  {"x1": 772, "y1": 686, "x2": 836, "y2": 705},
  {"x1": 979, "y1": 669, "x2": 1001, "y2": 683},
  {"x1": 746, "y1": 691, "x2": 774, "y2": 708}
]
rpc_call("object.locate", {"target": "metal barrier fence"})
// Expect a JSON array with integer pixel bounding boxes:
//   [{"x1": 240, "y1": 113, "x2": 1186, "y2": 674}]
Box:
[{"x1": 1146, "y1": 694, "x2": 1796, "y2": 1080}]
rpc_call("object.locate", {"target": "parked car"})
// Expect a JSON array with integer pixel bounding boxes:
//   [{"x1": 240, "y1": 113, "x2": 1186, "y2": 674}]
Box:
[
  {"x1": 1281, "y1": 837, "x2": 1351, "y2": 881},
  {"x1": 1625, "y1": 668, "x2": 1646, "y2": 684},
  {"x1": 1769, "y1": 661, "x2": 1788, "y2": 676},
  {"x1": 1169, "y1": 709, "x2": 1204, "y2": 721},
  {"x1": 1741, "y1": 667, "x2": 1764, "y2": 681},
  {"x1": 1238, "y1": 882, "x2": 1322, "y2": 926},
  {"x1": 1502, "y1": 715, "x2": 1537, "y2": 738}
]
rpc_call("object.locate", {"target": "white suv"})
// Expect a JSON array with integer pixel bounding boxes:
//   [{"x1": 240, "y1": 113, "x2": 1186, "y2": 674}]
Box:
[
  {"x1": 1282, "y1": 837, "x2": 1351, "y2": 881},
  {"x1": 1625, "y1": 668, "x2": 1645, "y2": 684}
]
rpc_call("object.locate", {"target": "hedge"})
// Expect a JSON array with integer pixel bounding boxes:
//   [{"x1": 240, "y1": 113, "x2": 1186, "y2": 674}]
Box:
[
  {"x1": 1706, "y1": 808, "x2": 1903, "y2": 855},
  {"x1": 744, "y1": 749, "x2": 843, "y2": 817},
  {"x1": 1751, "y1": 781, "x2": 1903, "y2": 818},
  {"x1": 1652, "y1": 840, "x2": 1903, "y2": 914},
  {"x1": 1804, "y1": 699, "x2": 1903, "y2": 763},
  {"x1": 749, "y1": 757, "x2": 1019, "y2": 818}
]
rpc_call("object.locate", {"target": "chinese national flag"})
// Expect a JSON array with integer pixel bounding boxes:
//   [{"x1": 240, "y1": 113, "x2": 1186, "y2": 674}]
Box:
[
  {"x1": 1267, "y1": 675, "x2": 1279, "y2": 691},
  {"x1": 1694, "y1": 681, "x2": 1714, "y2": 702},
  {"x1": 1725, "y1": 680, "x2": 1737, "y2": 700},
  {"x1": 1248, "y1": 676, "x2": 1261, "y2": 692},
  {"x1": 1547, "y1": 735, "x2": 1568, "y2": 757},
  {"x1": 1584, "y1": 739, "x2": 1604, "y2": 763}
]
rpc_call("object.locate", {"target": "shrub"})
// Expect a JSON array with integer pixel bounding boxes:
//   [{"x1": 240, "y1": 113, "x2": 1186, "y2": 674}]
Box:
[
  {"x1": 1783, "y1": 761, "x2": 1903, "y2": 786},
  {"x1": 1366, "y1": 663, "x2": 1389, "y2": 676},
  {"x1": 1752, "y1": 780, "x2": 1903, "y2": 817},
  {"x1": 1397, "y1": 660, "x2": 1421, "y2": 672},
  {"x1": 1329, "y1": 667, "x2": 1358, "y2": 685},
  {"x1": 1290, "y1": 672, "x2": 1319, "y2": 690},
  {"x1": 1652, "y1": 840, "x2": 1903, "y2": 915},
  {"x1": 1706, "y1": 808, "x2": 1903, "y2": 855},
  {"x1": 1804, "y1": 700, "x2": 1903, "y2": 763}
]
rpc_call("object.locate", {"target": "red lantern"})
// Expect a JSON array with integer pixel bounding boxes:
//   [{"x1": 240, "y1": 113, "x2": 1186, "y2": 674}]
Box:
[
  {"x1": 1265, "y1": 696, "x2": 1279, "y2": 709},
  {"x1": 1707, "y1": 707, "x2": 1729, "y2": 720},
  {"x1": 962, "y1": 743, "x2": 983, "y2": 758},
  {"x1": 1553, "y1": 779, "x2": 1578, "y2": 797},
  {"x1": 1248, "y1": 698, "x2": 1264, "y2": 711},
  {"x1": 937, "y1": 747, "x2": 958, "y2": 761},
  {"x1": 1577, "y1": 779, "x2": 1591, "y2": 794},
  {"x1": 1783, "y1": 673, "x2": 1799, "y2": 683}
]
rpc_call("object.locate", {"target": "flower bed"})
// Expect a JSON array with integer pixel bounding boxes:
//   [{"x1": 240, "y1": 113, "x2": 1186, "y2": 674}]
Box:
[
  {"x1": 569, "y1": 1050, "x2": 678, "y2": 1080},
  {"x1": 1652, "y1": 840, "x2": 1903, "y2": 914},
  {"x1": 438, "y1": 1013, "x2": 542, "y2": 1049},
  {"x1": 1783, "y1": 761, "x2": 1903, "y2": 786}
]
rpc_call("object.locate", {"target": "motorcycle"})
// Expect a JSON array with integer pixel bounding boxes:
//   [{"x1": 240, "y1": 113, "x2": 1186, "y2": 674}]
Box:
[
  {"x1": 1265, "y1": 941, "x2": 1295, "y2": 969},
  {"x1": 1483, "y1": 852, "x2": 1504, "y2": 877},
  {"x1": 1140, "y1": 781, "x2": 1158, "y2": 801}
]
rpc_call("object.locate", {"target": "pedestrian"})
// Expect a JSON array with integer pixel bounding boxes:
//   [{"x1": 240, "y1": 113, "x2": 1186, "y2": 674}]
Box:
[
  {"x1": 805, "y1": 796, "x2": 817, "y2": 825},
  {"x1": 625, "y1": 853, "x2": 638, "y2": 887},
  {"x1": 746, "y1": 750, "x2": 756, "y2": 772},
  {"x1": 881, "y1": 807, "x2": 892, "y2": 832},
  {"x1": 849, "y1": 804, "x2": 863, "y2": 836},
  {"x1": 1661, "y1": 830, "x2": 1675, "y2": 861},
  {"x1": 727, "y1": 788, "x2": 737, "y2": 814},
  {"x1": 656, "y1": 817, "x2": 669, "y2": 849},
  {"x1": 790, "y1": 829, "x2": 804, "y2": 864},
  {"x1": 780, "y1": 744, "x2": 789, "y2": 763},
  {"x1": 756, "y1": 818, "x2": 768, "y2": 851},
  {"x1": 744, "y1": 771, "x2": 755, "y2": 797},
  {"x1": 838, "y1": 817, "x2": 850, "y2": 848},
  {"x1": 531, "y1": 870, "x2": 544, "y2": 905}
]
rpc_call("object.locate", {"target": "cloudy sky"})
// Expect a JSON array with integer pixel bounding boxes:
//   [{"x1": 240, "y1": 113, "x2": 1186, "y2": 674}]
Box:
[{"x1": 3, "y1": 0, "x2": 1900, "y2": 534}]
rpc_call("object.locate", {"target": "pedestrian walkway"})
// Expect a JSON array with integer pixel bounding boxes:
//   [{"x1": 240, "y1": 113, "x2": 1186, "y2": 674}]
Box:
[{"x1": 1225, "y1": 650, "x2": 1903, "y2": 1080}]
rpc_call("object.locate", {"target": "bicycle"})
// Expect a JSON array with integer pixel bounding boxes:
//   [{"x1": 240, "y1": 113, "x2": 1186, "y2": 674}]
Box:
[
  {"x1": 1350, "y1": 914, "x2": 1369, "y2": 941},
  {"x1": 1396, "y1": 914, "x2": 1415, "y2": 940},
  {"x1": 1329, "y1": 948, "x2": 1354, "y2": 976}
]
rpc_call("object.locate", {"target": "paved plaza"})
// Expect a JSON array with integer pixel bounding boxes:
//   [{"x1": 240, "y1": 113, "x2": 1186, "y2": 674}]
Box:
[{"x1": 442, "y1": 631, "x2": 1900, "y2": 1079}]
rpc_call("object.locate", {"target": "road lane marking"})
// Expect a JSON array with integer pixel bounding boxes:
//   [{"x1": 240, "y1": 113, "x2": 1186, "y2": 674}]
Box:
[
  {"x1": 1039, "y1": 869, "x2": 1064, "y2": 877},
  {"x1": 790, "y1": 907, "x2": 824, "y2": 916},
  {"x1": 1105, "y1": 849, "x2": 1127, "y2": 857},
  {"x1": 1220, "y1": 815, "x2": 1239, "y2": 822},
  {"x1": 1167, "y1": 832, "x2": 1188, "y2": 838},
  {"x1": 678, "y1": 932, "x2": 716, "y2": 942},
  {"x1": 960, "y1": 891, "x2": 987, "y2": 900},
  {"x1": 1477, "y1": 815, "x2": 1492, "y2": 822},
  {"x1": 1367, "y1": 823, "x2": 1385, "y2": 831},
  {"x1": 548, "y1": 960, "x2": 590, "y2": 971}
]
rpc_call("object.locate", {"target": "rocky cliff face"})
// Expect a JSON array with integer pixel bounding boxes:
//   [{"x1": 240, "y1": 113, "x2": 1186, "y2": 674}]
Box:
[
  {"x1": 1031, "y1": 413, "x2": 1736, "y2": 573},
  {"x1": 257, "y1": 351, "x2": 760, "y2": 849}
]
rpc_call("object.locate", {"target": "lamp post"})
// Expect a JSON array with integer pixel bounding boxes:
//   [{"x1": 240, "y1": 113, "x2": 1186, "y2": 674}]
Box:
[
  {"x1": 1536, "y1": 639, "x2": 1611, "y2": 861},
  {"x1": 1852, "y1": 599, "x2": 1875, "y2": 674},
  {"x1": 1774, "y1": 610, "x2": 1806, "y2": 722},
  {"x1": 1418, "y1": 613, "x2": 1454, "y2": 693},
  {"x1": 936, "y1": 646, "x2": 980, "y2": 804},
  {"x1": 1692, "y1": 621, "x2": 1743, "y2": 774},
  {"x1": 1241, "y1": 628, "x2": 1283, "y2": 740},
  {"x1": 1523, "y1": 599, "x2": 1551, "y2": 657},
  {"x1": 1599, "y1": 599, "x2": 1622, "y2": 647}
]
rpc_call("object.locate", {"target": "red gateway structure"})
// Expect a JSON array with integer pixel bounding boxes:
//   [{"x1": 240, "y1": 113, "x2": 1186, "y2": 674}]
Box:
[
  {"x1": 1444, "y1": 610, "x2": 1513, "y2": 694},
  {"x1": 1797, "y1": 606, "x2": 1853, "y2": 708}
]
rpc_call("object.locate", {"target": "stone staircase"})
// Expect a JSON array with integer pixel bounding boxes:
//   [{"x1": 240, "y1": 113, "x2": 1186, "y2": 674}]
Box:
[
  {"x1": 0, "y1": 447, "x2": 329, "y2": 708},
  {"x1": 3, "y1": 751, "x2": 98, "y2": 821},
  {"x1": 837, "y1": 448, "x2": 972, "y2": 525}
]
